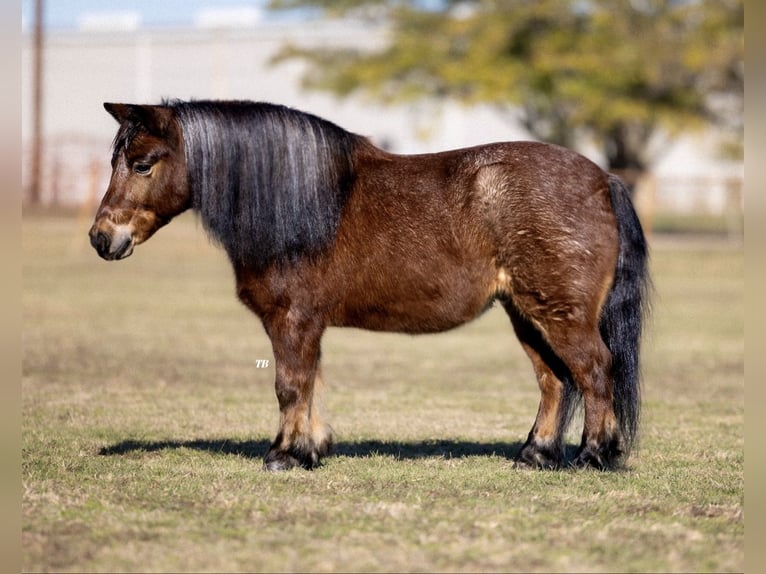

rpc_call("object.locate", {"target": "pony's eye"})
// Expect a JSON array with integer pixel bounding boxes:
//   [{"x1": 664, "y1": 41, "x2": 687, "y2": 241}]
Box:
[{"x1": 133, "y1": 163, "x2": 153, "y2": 175}]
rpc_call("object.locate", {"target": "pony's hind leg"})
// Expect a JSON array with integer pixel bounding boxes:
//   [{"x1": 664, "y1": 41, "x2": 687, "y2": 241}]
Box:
[
  {"x1": 531, "y1": 316, "x2": 621, "y2": 469},
  {"x1": 261, "y1": 312, "x2": 333, "y2": 471},
  {"x1": 505, "y1": 302, "x2": 578, "y2": 469},
  {"x1": 562, "y1": 333, "x2": 621, "y2": 469}
]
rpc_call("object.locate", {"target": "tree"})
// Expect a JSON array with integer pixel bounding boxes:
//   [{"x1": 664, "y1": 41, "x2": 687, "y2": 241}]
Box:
[{"x1": 270, "y1": 0, "x2": 743, "y2": 189}]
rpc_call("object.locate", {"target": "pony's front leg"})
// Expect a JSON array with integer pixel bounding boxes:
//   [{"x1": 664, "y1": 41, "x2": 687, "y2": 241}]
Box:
[{"x1": 263, "y1": 314, "x2": 332, "y2": 471}]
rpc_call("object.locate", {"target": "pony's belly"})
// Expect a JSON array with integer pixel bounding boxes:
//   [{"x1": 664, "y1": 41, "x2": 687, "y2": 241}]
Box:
[
  {"x1": 333, "y1": 269, "x2": 503, "y2": 334},
  {"x1": 337, "y1": 302, "x2": 491, "y2": 334}
]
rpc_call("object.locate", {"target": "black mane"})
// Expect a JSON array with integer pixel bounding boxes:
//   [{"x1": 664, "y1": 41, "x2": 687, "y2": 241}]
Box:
[{"x1": 170, "y1": 100, "x2": 361, "y2": 270}]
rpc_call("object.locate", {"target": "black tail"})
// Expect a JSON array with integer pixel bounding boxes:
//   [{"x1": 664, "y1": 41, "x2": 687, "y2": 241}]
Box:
[{"x1": 600, "y1": 175, "x2": 650, "y2": 458}]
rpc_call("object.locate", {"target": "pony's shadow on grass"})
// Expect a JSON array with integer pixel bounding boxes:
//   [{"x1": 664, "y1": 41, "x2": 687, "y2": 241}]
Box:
[{"x1": 98, "y1": 437, "x2": 547, "y2": 462}]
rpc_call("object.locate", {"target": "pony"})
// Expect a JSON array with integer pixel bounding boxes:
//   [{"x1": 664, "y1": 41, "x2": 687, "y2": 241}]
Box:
[{"x1": 89, "y1": 99, "x2": 649, "y2": 471}]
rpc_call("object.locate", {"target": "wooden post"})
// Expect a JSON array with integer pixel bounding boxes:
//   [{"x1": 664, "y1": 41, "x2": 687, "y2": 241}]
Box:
[{"x1": 28, "y1": 0, "x2": 44, "y2": 206}]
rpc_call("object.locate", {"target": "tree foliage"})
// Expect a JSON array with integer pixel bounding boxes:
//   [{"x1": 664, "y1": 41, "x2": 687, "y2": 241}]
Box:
[{"x1": 271, "y1": 0, "x2": 743, "y2": 178}]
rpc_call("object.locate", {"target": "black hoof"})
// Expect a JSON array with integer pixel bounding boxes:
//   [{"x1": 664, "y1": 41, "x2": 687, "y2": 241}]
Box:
[
  {"x1": 263, "y1": 437, "x2": 325, "y2": 472},
  {"x1": 570, "y1": 448, "x2": 607, "y2": 470},
  {"x1": 514, "y1": 440, "x2": 563, "y2": 470},
  {"x1": 263, "y1": 449, "x2": 304, "y2": 472},
  {"x1": 263, "y1": 426, "x2": 335, "y2": 472},
  {"x1": 571, "y1": 437, "x2": 622, "y2": 470}
]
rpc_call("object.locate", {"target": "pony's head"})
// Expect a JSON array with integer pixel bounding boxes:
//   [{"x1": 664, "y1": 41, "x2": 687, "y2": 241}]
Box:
[{"x1": 89, "y1": 103, "x2": 189, "y2": 260}]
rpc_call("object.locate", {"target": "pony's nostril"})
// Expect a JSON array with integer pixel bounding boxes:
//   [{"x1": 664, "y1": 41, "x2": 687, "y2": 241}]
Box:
[{"x1": 90, "y1": 230, "x2": 110, "y2": 256}]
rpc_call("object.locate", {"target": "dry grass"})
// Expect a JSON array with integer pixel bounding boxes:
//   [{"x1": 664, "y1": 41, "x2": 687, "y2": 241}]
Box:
[{"x1": 22, "y1": 212, "x2": 743, "y2": 572}]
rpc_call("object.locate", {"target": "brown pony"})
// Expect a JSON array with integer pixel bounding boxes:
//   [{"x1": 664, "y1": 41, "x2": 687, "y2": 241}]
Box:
[{"x1": 89, "y1": 100, "x2": 649, "y2": 471}]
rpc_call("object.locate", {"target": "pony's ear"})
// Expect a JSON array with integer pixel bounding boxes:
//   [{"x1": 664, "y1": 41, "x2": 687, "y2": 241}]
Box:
[
  {"x1": 104, "y1": 102, "x2": 133, "y2": 123},
  {"x1": 103, "y1": 103, "x2": 174, "y2": 135}
]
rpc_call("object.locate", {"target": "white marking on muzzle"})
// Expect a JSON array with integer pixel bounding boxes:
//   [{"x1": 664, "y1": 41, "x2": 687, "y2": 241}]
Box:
[{"x1": 110, "y1": 224, "x2": 135, "y2": 259}]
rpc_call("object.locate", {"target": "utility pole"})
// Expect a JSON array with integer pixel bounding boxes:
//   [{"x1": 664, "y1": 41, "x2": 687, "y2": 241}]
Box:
[{"x1": 29, "y1": 0, "x2": 44, "y2": 206}]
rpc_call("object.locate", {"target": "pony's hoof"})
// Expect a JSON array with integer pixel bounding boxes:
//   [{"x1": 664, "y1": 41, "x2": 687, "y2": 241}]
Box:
[
  {"x1": 570, "y1": 448, "x2": 606, "y2": 470},
  {"x1": 263, "y1": 443, "x2": 323, "y2": 471},
  {"x1": 514, "y1": 441, "x2": 562, "y2": 470},
  {"x1": 263, "y1": 450, "x2": 303, "y2": 472},
  {"x1": 570, "y1": 439, "x2": 622, "y2": 470}
]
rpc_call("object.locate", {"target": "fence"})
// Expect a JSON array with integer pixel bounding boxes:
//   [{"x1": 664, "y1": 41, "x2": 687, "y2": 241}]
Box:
[{"x1": 23, "y1": 134, "x2": 110, "y2": 210}]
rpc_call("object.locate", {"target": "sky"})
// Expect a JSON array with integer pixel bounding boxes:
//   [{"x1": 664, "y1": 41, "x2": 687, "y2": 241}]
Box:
[
  {"x1": 20, "y1": 0, "x2": 448, "y2": 31},
  {"x1": 21, "y1": 0, "x2": 281, "y2": 30}
]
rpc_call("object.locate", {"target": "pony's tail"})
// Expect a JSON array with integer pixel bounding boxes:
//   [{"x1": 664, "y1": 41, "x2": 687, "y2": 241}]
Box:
[{"x1": 600, "y1": 175, "x2": 650, "y2": 458}]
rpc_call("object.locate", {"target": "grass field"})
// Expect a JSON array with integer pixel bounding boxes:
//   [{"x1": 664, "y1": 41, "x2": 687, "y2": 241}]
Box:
[{"x1": 22, "y1": 212, "x2": 743, "y2": 572}]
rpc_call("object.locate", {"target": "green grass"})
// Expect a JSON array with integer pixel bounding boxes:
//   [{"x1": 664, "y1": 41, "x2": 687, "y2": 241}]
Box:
[
  {"x1": 651, "y1": 211, "x2": 743, "y2": 237},
  {"x1": 22, "y1": 212, "x2": 743, "y2": 572}
]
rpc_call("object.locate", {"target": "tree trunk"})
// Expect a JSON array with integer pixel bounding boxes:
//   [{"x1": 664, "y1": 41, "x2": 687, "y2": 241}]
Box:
[{"x1": 603, "y1": 123, "x2": 652, "y2": 196}]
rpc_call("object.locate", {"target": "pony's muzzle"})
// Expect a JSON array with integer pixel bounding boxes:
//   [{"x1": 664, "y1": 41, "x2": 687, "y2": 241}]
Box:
[{"x1": 89, "y1": 223, "x2": 134, "y2": 261}]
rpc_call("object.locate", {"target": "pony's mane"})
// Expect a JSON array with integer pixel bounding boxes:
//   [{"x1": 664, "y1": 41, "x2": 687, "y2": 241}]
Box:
[{"x1": 169, "y1": 100, "x2": 361, "y2": 270}]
